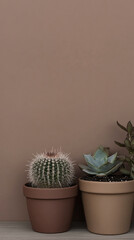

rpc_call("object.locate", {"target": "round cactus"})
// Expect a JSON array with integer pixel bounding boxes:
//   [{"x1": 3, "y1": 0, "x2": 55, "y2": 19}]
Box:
[{"x1": 28, "y1": 150, "x2": 75, "y2": 188}]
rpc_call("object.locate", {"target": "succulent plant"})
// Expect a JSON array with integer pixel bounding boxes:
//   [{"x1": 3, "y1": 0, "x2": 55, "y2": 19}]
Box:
[
  {"x1": 79, "y1": 146, "x2": 123, "y2": 177},
  {"x1": 115, "y1": 121, "x2": 134, "y2": 179},
  {"x1": 28, "y1": 150, "x2": 75, "y2": 188}
]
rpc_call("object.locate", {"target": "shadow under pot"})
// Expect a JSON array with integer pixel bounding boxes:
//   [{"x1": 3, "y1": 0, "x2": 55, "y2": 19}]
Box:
[
  {"x1": 23, "y1": 184, "x2": 78, "y2": 233},
  {"x1": 79, "y1": 178, "x2": 134, "y2": 235}
]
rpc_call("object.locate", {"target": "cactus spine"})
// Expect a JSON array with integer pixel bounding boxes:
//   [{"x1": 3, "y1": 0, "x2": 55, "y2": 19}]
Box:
[{"x1": 28, "y1": 151, "x2": 74, "y2": 188}]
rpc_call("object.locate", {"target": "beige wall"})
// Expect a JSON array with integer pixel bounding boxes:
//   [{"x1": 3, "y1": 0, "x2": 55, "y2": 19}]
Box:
[{"x1": 0, "y1": 0, "x2": 134, "y2": 220}]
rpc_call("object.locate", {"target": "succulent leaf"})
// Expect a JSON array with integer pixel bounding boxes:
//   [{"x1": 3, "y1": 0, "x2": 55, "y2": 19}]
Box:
[
  {"x1": 79, "y1": 163, "x2": 99, "y2": 173},
  {"x1": 124, "y1": 139, "x2": 131, "y2": 148},
  {"x1": 95, "y1": 172, "x2": 107, "y2": 176},
  {"x1": 114, "y1": 141, "x2": 125, "y2": 147},
  {"x1": 82, "y1": 168, "x2": 97, "y2": 175},
  {"x1": 93, "y1": 147, "x2": 108, "y2": 167},
  {"x1": 107, "y1": 153, "x2": 117, "y2": 163},
  {"x1": 84, "y1": 154, "x2": 99, "y2": 168},
  {"x1": 120, "y1": 168, "x2": 130, "y2": 175},
  {"x1": 99, "y1": 160, "x2": 121, "y2": 173},
  {"x1": 95, "y1": 162, "x2": 122, "y2": 177},
  {"x1": 127, "y1": 121, "x2": 133, "y2": 134},
  {"x1": 79, "y1": 164, "x2": 89, "y2": 170},
  {"x1": 117, "y1": 121, "x2": 127, "y2": 132},
  {"x1": 100, "y1": 161, "x2": 123, "y2": 176}
]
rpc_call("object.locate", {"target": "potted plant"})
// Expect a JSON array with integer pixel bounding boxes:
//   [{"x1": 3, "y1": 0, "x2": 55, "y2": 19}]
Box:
[
  {"x1": 79, "y1": 142, "x2": 134, "y2": 235},
  {"x1": 115, "y1": 121, "x2": 134, "y2": 178},
  {"x1": 23, "y1": 150, "x2": 78, "y2": 233}
]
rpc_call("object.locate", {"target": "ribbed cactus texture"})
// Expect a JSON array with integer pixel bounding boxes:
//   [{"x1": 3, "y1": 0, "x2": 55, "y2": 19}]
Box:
[{"x1": 28, "y1": 151, "x2": 74, "y2": 188}]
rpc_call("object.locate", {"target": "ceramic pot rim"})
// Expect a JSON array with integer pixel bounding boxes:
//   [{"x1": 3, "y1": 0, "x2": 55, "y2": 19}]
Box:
[
  {"x1": 23, "y1": 183, "x2": 78, "y2": 199},
  {"x1": 79, "y1": 178, "x2": 134, "y2": 194}
]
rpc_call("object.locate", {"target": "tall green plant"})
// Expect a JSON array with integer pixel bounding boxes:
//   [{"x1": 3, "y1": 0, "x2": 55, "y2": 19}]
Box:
[{"x1": 115, "y1": 121, "x2": 134, "y2": 179}]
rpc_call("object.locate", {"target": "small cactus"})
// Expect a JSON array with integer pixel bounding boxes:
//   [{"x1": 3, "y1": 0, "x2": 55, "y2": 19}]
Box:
[{"x1": 28, "y1": 150, "x2": 75, "y2": 188}]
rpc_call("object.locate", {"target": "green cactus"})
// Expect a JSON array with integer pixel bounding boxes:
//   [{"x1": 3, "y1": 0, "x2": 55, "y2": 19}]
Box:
[
  {"x1": 28, "y1": 151, "x2": 74, "y2": 188},
  {"x1": 79, "y1": 146, "x2": 123, "y2": 177},
  {"x1": 115, "y1": 121, "x2": 134, "y2": 179}
]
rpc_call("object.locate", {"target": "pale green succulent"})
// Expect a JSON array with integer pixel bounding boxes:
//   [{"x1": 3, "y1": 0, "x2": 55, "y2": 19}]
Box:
[{"x1": 79, "y1": 146, "x2": 123, "y2": 177}]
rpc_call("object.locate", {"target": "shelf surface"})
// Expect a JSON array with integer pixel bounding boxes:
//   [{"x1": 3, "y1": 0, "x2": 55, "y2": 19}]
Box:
[{"x1": 0, "y1": 221, "x2": 134, "y2": 240}]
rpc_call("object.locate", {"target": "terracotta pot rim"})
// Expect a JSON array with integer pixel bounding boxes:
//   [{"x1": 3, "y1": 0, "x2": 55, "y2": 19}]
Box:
[
  {"x1": 24, "y1": 183, "x2": 77, "y2": 190},
  {"x1": 23, "y1": 183, "x2": 78, "y2": 199},
  {"x1": 79, "y1": 178, "x2": 134, "y2": 194}
]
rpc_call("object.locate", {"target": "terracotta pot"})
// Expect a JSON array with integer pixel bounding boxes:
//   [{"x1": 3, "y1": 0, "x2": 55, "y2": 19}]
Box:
[
  {"x1": 23, "y1": 184, "x2": 78, "y2": 233},
  {"x1": 79, "y1": 178, "x2": 134, "y2": 235}
]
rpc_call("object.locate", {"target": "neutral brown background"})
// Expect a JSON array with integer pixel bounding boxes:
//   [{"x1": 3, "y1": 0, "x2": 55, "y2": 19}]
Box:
[{"x1": 0, "y1": 0, "x2": 134, "y2": 220}]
